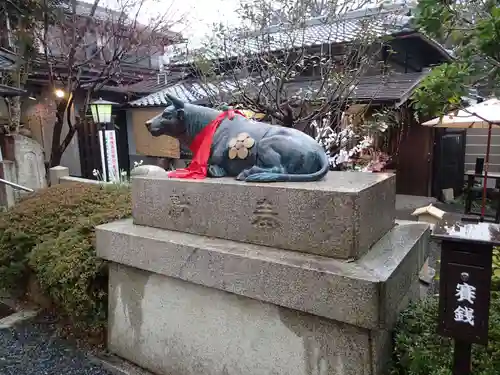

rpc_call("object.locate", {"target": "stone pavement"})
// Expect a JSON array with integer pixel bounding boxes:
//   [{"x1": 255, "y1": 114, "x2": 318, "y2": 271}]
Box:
[{"x1": 0, "y1": 313, "x2": 111, "y2": 375}]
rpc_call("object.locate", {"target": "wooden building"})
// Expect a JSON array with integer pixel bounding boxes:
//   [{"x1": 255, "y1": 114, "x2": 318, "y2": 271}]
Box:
[{"x1": 0, "y1": 1, "x2": 183, "y2": 178}]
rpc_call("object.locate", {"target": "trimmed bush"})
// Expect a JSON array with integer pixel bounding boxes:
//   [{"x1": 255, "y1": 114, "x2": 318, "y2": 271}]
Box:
[
  {"x1": 0, "y1": 183, "x2": 131, "y2": 328},
  {"x1": 390, "y1": 293, "x2": 500, "y2": 375},
  {"x1": 493, "y1": 247, "x2": 500, "y2": 291}
]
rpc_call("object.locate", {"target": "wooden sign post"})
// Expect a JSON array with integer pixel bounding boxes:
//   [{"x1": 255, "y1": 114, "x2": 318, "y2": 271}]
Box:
[{"x1": 433, "y1": 221, "x2": 497, "y2": 375}]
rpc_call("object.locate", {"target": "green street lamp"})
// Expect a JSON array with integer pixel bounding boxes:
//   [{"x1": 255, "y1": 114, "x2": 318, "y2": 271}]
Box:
[{"x1": 90, "y1": 98, "x2": 117, "y2": 124}]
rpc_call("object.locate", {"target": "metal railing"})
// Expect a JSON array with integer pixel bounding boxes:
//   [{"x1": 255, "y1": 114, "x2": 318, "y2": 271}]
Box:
[{"x1": 0, "y1": 178, "x2": 34, "y2": 192}]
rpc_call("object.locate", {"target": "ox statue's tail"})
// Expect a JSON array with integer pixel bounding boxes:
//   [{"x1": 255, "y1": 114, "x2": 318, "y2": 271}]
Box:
[{"x1": 244, "y1": 151, "x2": 330, "y2": 183}]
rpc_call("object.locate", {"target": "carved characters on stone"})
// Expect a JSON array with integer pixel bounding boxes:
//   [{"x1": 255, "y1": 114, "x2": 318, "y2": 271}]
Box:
[
  {"x1": 169, "y1": 194, "x2": 191, "y2": 218},
  {"x1": 228, "y1": 133, "x2": 255, "y2": 160},
  {"x1": 251, "y1": 198, "x2": 281, "y2": 229}
]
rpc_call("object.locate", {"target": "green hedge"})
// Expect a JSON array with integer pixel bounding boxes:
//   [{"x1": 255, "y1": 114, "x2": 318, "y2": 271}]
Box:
[
  {"x1": 390, "y1": 293, "x2": 500, "y2": 375},
  {"x1": 0, "y1": 183, "x2": 131, "y2": 329},
  {"x1": 493, "y1": 247, "x2": 500, "y2": 290}
]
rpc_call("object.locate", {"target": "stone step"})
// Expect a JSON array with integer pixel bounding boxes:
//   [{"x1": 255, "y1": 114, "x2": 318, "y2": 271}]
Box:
[
  {"x1": 131, "y1": 172, "x2": 396, "y2": 259},
  {"x1": 96, "y1": 219, "x2": 429, "y2": 330}
]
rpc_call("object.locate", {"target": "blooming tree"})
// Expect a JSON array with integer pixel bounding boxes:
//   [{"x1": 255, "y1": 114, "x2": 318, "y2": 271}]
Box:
[
  {"x1": 311, "y1": 109, "x2": 392, "y2": 170},
  {"x1": 186, "y1": 0, "x2": 409, "y2": 169}
]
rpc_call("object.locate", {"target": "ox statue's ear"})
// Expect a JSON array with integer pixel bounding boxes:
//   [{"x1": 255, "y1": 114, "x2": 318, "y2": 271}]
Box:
[{"x1": 165, "y1": 93, "x2": 185, "y2": 109}]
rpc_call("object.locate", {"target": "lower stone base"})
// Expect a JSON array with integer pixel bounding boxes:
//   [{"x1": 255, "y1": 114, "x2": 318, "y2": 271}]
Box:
[{"x1": 108, "y1": 263, "x2": 420, "y2": 375}]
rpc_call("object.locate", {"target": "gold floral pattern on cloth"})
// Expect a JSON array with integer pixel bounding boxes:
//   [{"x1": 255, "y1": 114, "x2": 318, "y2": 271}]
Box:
[{"x1": 228, "y1": 132, "x2": 255, "y2": 160}]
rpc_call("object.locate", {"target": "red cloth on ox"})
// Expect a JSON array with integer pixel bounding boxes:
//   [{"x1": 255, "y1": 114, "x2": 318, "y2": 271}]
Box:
[{"x1": 167, "y1": 109, "x2": 246, "y2": 179}]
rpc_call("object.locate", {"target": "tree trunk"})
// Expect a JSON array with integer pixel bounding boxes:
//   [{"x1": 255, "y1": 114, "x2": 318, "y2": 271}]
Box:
[
  {"x1": 49, "y1": 147, "x2": 64, "y2": 169},
  {"x1": 49, "y1": 100, "x2": 68, "y2": 167},
  {"x1": 7, "y1": 96, "x2": 22, "y2": 134}
]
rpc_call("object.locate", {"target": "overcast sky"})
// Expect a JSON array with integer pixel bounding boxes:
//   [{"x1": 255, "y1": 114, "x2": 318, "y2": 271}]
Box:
[
  {"x1": 168, "y1": 0, "x2": 240, "y2": 44},
  {"x1": 82, "y1": 0, "x2": 240, "y2": 47}
]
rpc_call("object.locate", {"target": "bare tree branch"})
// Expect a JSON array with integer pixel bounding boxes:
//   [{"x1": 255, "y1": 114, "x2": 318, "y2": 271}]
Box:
[
  {"x1": 190, "y1": 0, "x2": 403, "y2": 167},
  {"x1": 36, "y1": 0, "x2": 186, "y2": 168}
]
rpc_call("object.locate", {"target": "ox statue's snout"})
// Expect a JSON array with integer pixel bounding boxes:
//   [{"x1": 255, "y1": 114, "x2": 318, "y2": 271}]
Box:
[
  {"x1": 144, "y1": 99, "x2": 184, "y2": 138},
  {"x1": 145, "y1": 121, "x2": 151, "y2": 132},
  {"x1": 145, "y1": 113, "x2": 163, "y2": 136}
]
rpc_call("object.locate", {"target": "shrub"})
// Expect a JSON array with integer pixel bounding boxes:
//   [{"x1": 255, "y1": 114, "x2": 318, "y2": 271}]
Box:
[
  {"x1": 390, "y1": 293, "x2": 500, "y2": 375},
  {"x1": 493, "y1": 247, "x2": 500, "y2": 291},
  {"x1": 0, "y1": 183, "x2": 131, "y2": 328}
]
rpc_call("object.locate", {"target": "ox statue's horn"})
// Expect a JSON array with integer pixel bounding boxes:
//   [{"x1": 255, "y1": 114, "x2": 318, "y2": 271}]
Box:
[{"x1": 165, "y1": 93, "x2": 185, "y2": 109}]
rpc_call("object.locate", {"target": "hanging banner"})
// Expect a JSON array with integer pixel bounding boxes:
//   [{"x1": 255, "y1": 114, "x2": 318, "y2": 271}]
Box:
[
  {"x1": 104, "y1": 130, "x2": 120, "y2": 182},
  {"x1": 98, "y1": 131, "x2": 107, "y2": 181}
]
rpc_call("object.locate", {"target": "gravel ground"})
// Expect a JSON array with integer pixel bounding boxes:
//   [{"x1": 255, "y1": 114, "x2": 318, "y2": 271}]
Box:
[{"x1": 0, "y1": 313, "x2": 111, "y2": 375}]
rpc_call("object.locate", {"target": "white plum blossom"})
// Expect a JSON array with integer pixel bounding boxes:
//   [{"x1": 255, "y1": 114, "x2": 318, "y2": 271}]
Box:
[
  {"x1": 311, "y1": 116, "x2": 374, "y2": 169},
  {"x1": 133, "y1": 160, "x2": 144, "y2": 168}
]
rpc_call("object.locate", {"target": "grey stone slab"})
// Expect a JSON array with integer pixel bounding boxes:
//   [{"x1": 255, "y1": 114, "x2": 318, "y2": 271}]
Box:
[
  {"x1": 49, "y1": 166, "x2": 69, "y2": 186},
  {"x1": 131, "y1": 172, "x2": 396, "y2": 259},
  {"x1": 0, "y1": 309, "x2": 39, "y2": 329},
  {"x1": 369, "y1": 279, "x2": 422, "y2": 375},
  {"x1": 89, "y1": 353, "x2": 155, "y2": 375},
  {"x1": 13, "y1": 134, "x2": 47, "y2": 192},
  {"x1": 370, "y1": 329, "x2": 391, "y2": 375},
  {"x1": 108, "y1": 263, "x2": 373, "y2": 375},
  {"x1": 96, "y1": 219, "x2": 429, "y2": 330},
  {"x1": 359, "y1": 220, "x2": 430, "y2": 328},
  {"x1": 357, "y1": 177, "x2": 398, "y2": 255}
]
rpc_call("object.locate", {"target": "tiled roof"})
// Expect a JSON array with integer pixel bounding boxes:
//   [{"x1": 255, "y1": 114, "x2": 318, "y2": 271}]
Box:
[
  {"x1": 0, "y1": 49, "x2": 16, "y2": 70},
  {"x1": 170, "y1": 4, "x2": 416, "y2": 65},
  {"x1": 281, "y1": 71, "x2": 428, "y2": 105},
  {"x1": 351, "y1": 71, "x2": 428, "y2": 104},
  {"x1": 128, "y1": 78, "x2": 250, "y2": 107},
  {"x1": 0, "y1": 84, "x2": 27, "y2": 97},
  {"x1": 0, "y1": 56, "x2": 14, "y2": 70},
  {"x1": 100, "y1": 71, "x2": 188, "y2": 95},
  {"x1": 128, "y1": 71, "x2": 428, "y2": 108}
]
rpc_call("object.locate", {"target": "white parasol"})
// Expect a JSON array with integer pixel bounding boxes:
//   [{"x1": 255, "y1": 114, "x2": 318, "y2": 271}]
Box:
[{"x1": 422, "y1": 98, "x2": 500, "y2": 220}]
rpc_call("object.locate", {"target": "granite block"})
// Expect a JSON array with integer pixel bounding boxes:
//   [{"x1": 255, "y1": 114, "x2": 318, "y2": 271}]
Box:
[
  {"x1": 108, "y1": 263, "x2": 373, "y2": 375},
  {"x1": 370, "y1": 329, "x2": 391, "y2": 375},
  {"x1": 369, "y1": 279, "x2": 422, "y2": 375},
  {"x1": 131, "y1": 172, "x2": 396, "y2": 259},
  {"x1": 97, "y1": 219, "x2": 429, "y2": 330},
  {"x1": 359, "y1": 220, "x2": 430, "y2": 328}
]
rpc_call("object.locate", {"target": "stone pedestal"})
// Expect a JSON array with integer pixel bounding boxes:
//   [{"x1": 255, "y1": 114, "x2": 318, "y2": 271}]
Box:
[
  {"x1": 49, "y1": 166, "x2": 69, "y2": 186},
  {"x1": 132, "y1": 172, "x2": 396, "y2": 259},
  {"x1": 96, "y1": 171, "x2": 428, "y2": 375}
]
